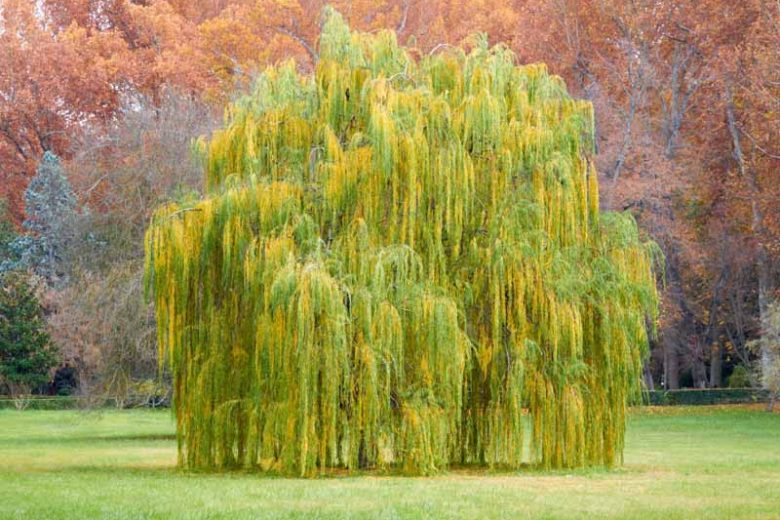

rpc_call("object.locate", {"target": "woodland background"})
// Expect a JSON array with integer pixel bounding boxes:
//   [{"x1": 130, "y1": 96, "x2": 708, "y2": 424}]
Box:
[{"x1": 1, "y1": 0, "x2": 778, "y2": 400}]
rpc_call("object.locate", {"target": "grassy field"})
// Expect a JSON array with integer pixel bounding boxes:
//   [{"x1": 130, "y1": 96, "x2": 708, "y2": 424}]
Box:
[{"x1": 1, "y1": 406, "x2": 778, "y2": 519}]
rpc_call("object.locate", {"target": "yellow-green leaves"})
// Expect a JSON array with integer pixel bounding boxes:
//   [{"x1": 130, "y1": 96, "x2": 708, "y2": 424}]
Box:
[{"x1": 145, "y1": 8, "x2": 659, "y2": 476}]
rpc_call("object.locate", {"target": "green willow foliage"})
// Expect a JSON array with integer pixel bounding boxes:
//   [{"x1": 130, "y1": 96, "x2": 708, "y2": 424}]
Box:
[{"x1": 145, "y1": 9, "x2": 659, "y2": 476}]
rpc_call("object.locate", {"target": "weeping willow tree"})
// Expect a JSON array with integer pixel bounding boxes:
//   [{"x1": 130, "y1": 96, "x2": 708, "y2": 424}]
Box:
[{"x1": 145, "y1": 8, "x2": 659, "y2": 476}]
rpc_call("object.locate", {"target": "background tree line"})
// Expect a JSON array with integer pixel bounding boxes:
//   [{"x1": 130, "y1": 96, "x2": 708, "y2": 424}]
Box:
[{"x1": 0, "y1": 0, "x2": 778, "y2": 401}]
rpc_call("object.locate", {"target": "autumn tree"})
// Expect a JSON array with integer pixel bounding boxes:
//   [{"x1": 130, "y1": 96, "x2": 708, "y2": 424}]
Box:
[
  {"x1": 0, "y1": 0, "x2": 133, "y2": 222},
  {"x1": 720, "y1": 0, "x2": 780, "y2": 391},
  {"x1": 146, "y1": 11, "x2": 659, "y2": 475},
  {"x1": 0, "y1": 0, "x2": 218, "y2": 223},
  {"x1": 516, "y1": 0, "x2": 780, "y2": 390},
  {"x1": 46, "y1": 91, "x2": 215, "y2": 399}
]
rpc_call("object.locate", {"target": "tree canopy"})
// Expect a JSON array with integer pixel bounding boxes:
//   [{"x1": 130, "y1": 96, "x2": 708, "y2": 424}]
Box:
[{"x1": 144, "y1": 9, "x2": 660, "y2": 476}]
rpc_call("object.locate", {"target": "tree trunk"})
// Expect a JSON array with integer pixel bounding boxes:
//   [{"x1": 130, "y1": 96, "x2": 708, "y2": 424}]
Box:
[
  {"x1": 692, "y1": 342, "x2": 708, "y2": 388},
  {"x1": 663, "y1": 339, "x2": 680, "y2": 390},
  {"x1": 710, "y1": 343, "x2": 722, "y2": 388},
  {"x1": 724, "y1": 84, "x2": 777, "y2": 394},
  {"x1": 643, "y1": 363, "x2": 655, "y2": 391}
]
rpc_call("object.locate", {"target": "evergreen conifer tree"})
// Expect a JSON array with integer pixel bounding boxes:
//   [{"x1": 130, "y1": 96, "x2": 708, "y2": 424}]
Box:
[
  {"x1": 0, "y1": 273, "x2": 57, "y2": 395},
  {"x1": 0, "y1": 200, "x2": 17, "y2": 266},
  {"x1": 3, "y1": 152, "x2": 78, "y2": 283}
]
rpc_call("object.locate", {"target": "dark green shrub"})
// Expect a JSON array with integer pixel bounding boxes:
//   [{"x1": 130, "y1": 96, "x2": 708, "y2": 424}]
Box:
[
  {"x1": 0, "y1": 396, "x2": 80, "y2": 410},
  {"x1": 727, "y1": 365, "x2": 752, "y2": 389},
  {"x1": 0, "y1": 273, "x2": 58, "y2": 396},
  {"x1": 645, "y1": 388, "x2": 770, "y2": 406}
]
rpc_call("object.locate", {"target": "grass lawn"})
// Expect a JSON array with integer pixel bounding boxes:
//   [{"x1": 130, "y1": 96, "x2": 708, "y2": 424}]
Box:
[{"x1": 1, "y1": 405, "x2": 778, "y2": 519}]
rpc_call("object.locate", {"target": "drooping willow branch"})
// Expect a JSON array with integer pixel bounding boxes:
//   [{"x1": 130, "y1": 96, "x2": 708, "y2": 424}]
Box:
[{"x1": 145, "y1": 7, "x2": 660, "y2": 476}]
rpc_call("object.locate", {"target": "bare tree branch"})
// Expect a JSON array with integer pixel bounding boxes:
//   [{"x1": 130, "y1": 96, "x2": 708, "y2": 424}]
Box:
[
  {"x1": 274, "y1": 25, "x2": 319, "y2": 64},
  {"x1": 396, "y1": 0, "x2": 410, "y2": 35}
]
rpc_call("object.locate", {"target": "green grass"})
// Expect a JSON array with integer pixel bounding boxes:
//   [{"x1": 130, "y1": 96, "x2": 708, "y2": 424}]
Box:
[{"x1": 1, "y1": 406, "x2": 778, "y2": 519}]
